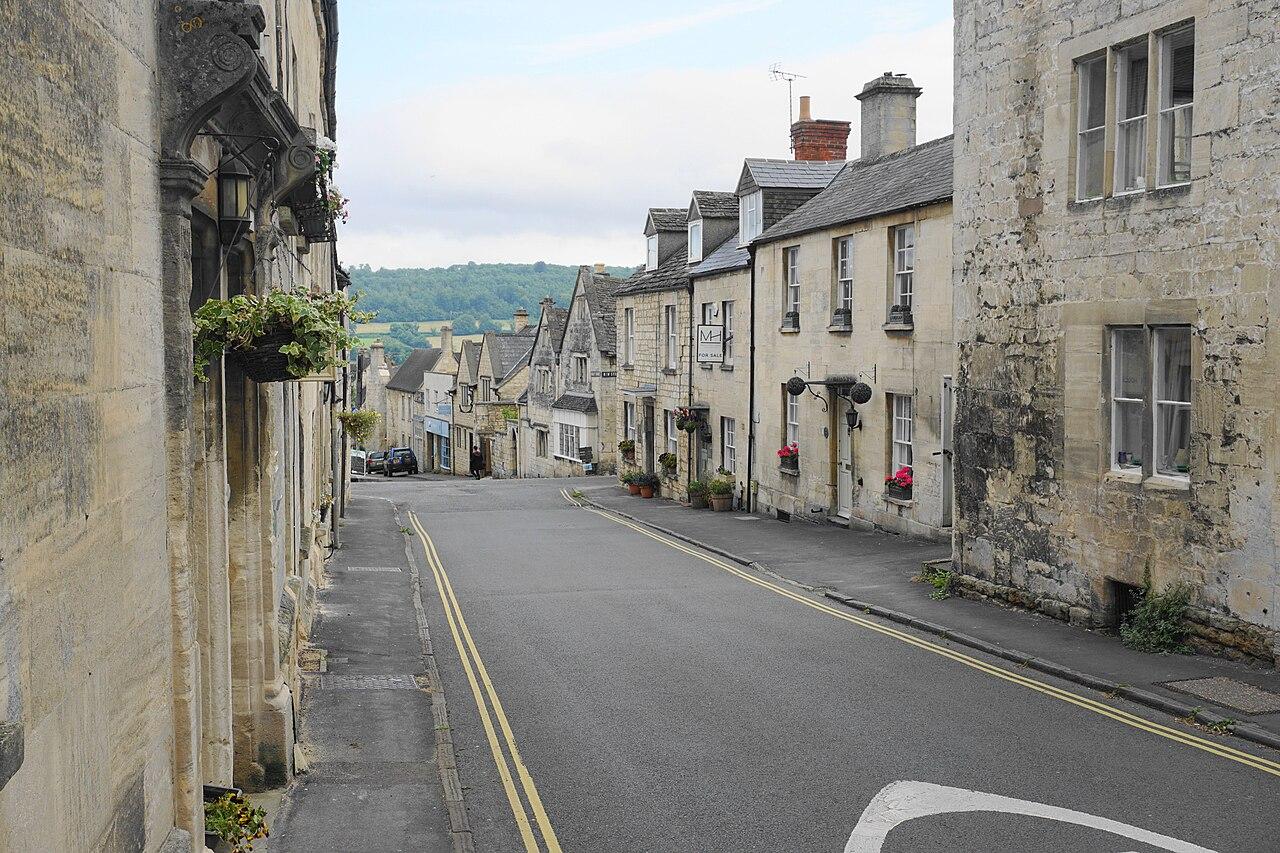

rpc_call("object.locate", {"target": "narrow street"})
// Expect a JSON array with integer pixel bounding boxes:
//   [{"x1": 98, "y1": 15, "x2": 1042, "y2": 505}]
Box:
[{"x1": 348, "y1": 476, "x2": 1280, "y2": 852}]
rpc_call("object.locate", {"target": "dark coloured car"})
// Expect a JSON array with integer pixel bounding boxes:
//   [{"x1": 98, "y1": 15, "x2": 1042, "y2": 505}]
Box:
[
  {"x1": 366, "y1": 451, "x2": 388, "y2": 474},
  {"x1": 385, "y1": 447, "x2": 419, "y2": 476}
]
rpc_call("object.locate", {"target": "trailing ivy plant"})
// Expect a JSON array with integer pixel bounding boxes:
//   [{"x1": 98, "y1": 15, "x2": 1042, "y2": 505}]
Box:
[
  {"x1": 193, "y1": 289, "x2": 373, "y2": 381},
  {"x1": 336, "y1": 409, "x2": 380, "y2": 445}
]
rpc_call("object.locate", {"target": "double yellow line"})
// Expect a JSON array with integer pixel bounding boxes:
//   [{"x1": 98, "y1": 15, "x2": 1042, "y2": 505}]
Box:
[
  {"x1": 561, "y1": 489, "x2": 1280, "y2": 780},
  {"x1": 408, "y1": 511, "x2": 562, "y2": 852}
]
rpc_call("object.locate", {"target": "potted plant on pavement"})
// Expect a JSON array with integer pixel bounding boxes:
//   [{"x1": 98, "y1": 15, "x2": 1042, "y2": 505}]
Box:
[
  {"x1": 657, "y1": 452, "x2": 677, "y2": 478},
  {"x1": 777, "y1": 442, "x2": 799, "y2": 474},
  {"x1": 204, "y1": 790, "x2": 268, "y2": 853},
  {"x1": 687, "y1": 479, "x2": 709, "y2": 509},
  {"x1": 884, "y1": 465, "x2": 913, "y2": 500},
  {"x1": 707, "y1": 476, "x2": 734, "y2": 512},
  {"x1": 636, "y1": 472, "x2": 659, "y2": 499},
  {"x1": 618, "y1": 439, "x2": 636, "y2": 463},
  {"x1": 620, "y1": 470, "x2": 641, "y2": 495}
]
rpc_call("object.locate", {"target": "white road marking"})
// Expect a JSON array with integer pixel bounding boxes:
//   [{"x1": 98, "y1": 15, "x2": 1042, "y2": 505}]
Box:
[{"x1": 844, "y1": 781, "x2": 1219, "y2": 853}]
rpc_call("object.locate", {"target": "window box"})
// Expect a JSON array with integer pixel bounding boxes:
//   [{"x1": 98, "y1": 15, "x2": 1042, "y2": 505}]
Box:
[
  {"x1": 886, "y1": 305, "x2": 913, "y2": 327},
  {"x1": 829, "y1": 307, "x2": 852, "y2": 330},
  {"x1": 779, "y1": 456, "x2": 799, "y2": 475},
  {"x1": 780, "y1": 311, "x2": 800, "y2": 332},
  {"x1": 884, "y1": 481, "x2": 912, "y2": 501}
]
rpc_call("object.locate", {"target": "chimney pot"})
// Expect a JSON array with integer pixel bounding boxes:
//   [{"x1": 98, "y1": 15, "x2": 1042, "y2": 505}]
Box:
[
  {"x1": 855, "y1": 72, "x2": 922, "y2": 160},
  {"x1": 798, "y1": 95, "x2": 811, "y2": 121},
  {"x1": 513, "y1": 308, "x2": 529, "y2": 332},
  {"x1": 439, "y1": 325, "x2": 453, "y2": 353},
  {"x1": 593, "y1": 262, "x2": 606, "y2": 274}
]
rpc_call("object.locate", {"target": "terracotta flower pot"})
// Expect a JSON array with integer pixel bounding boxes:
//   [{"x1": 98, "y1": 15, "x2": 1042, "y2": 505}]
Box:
[
  {"x1": 639, "y1": 485, "x2": 655, "y2": 498},
  {"x1": 689, "y1": 494, "x2": 708, "y2": 509},
  {"x1": 627, "y1": 483, "x2": 641, "y2": 495},
  {"x1": 709, "y1": 495, "x2": 732, "y2": 512}
]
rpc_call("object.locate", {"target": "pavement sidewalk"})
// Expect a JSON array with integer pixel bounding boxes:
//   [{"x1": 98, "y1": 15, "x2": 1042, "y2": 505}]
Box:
[
  {"x1": 578, "y1": 482, "x2": 1280, "y2": 750},
  {"x1": 265, "y1": 492, "x2": 462, "y2": 853}
]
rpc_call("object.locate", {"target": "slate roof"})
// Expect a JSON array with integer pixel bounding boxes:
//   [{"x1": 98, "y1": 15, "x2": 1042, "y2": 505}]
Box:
[
  {"x1": 538, "y1": 304, "x2": 570, "y2": 352},
  {"x1": 552, "y1": 393, "x2": 598, "y2": 414},
  {"x1": 581, "y1": 268, "x2": 626, "y2": 353},
  {"x1": 756, "y1": 135, "x2": 954, "y2": 245},
  {"x1": 691, "y1": 190, "x2": 737, "y2": 219},
  {"x1": 738, "y1": 159, "x2": 846, "y2": 193},
  {"x1": 690, "y1": 231, "x2": 750, "y2": 278},
  {"x1": 614, "y1": 244, "x2": 690, "y2": 296},
  {"x1": 647, "y1": 207, "x2": 687, "y2": 232},
  {"x1": 386, "y1": 347, "x2": 441, "y2": 392},
  {"x1": 460, "y1": 339, "x2": 480, "y2": 380},
  {"x1": 484, "y1": 327, "x2": 537, "y2": 380}
]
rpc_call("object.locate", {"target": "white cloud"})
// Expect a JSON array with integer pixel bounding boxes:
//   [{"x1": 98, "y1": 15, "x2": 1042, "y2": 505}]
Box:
[{"x1": 337, "y1": 18, "x2": 953, "y2": 269}]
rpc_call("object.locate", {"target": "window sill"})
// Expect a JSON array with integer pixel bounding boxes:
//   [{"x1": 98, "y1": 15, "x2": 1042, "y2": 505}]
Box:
[
  {"x1": 778, "y1": 464, "x2": 800, "y2": 477},
  {"x1": 1151, "y1": 181, "x2": 1192, "y2": 195},
  {"x1": 662, "y1": 368, "x2": 678, "y2": 376},
  {"x1": 1104, "y1": 469, "x2": 1143, "y2": 485},
  {"x1": 882, "y1": 322, "x2": 914, "y2": 333},
  {"x1": 882, "y1": 495, "x2": 913, "y2": 508},
  {"x1": 621, "y1": 363, "x2": 634, "y2": 371},
  {"x1": 779, "y1": 325, "x2": 801, "y2": 335},
  {"x1": 699, "y1": 364, "x2": 713, "y2": 370},
  {"x1": 827, "y1": 324, "x2": 852, "y2": 334},
  {"x1": 719, "y1": 364, "x2": 734, "y2": 372},
  {"x1": 1144, "y1": 474, "x2": 1191, "y2": 493}
]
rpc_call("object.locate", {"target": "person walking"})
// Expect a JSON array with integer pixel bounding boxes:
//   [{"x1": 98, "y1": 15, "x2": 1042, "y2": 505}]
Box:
[{"x1": 469, "y1": 445, "x2": 484, "y2": 480}]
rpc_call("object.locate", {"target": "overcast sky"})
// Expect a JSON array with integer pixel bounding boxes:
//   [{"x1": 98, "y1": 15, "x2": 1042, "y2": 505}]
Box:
[{"x1": 335, "y1": 1, "x2": 954, "y2": 271}]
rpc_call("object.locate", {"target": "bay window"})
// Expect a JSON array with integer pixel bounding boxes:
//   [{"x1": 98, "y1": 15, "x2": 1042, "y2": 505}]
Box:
[{"x1": 558, "y1": 423, "x2": 582, "y2": 460}]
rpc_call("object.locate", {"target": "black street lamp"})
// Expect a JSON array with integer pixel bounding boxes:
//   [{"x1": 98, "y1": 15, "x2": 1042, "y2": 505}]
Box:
[{"x1": 218, "y1": 157, "x2": 252, "y2": 244}]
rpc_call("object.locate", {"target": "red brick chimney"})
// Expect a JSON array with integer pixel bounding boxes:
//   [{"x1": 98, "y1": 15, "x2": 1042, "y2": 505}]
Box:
[{"x1": 790, "y1": 95, "x2": 851, "y2": 161}]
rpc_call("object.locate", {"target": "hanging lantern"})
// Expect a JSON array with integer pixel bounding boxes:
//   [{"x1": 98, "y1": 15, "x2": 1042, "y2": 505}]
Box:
[{"x1": 218, "y1": 157, "x2": 252, "y2": 244}]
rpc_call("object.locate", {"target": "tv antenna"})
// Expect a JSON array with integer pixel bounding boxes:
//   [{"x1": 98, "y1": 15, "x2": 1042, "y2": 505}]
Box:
[{"x1": 769, "y1": 63, "x2": 807, "y2": 130}]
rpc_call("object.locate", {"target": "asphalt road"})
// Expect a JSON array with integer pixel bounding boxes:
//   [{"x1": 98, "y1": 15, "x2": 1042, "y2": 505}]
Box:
[{"x1": 369, "y1": 475, "x2": 1280, "y2": 853}]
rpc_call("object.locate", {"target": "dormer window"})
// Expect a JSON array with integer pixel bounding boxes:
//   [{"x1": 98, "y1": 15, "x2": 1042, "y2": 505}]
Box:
[
  {"x1": 739, "y1": 191, "x2": 762, "y2": 244},
  {"x1": 688, "y1": 221, "x2": 703, "y2": 263},
  {"x1": 646, "y1": 234, "x2": 658, "y2": 271}
]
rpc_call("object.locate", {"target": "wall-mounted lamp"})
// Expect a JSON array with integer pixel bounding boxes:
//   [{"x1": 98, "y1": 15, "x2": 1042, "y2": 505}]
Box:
[{"x1": 218, "y1": 157, "x2": 252, "y2": 244}]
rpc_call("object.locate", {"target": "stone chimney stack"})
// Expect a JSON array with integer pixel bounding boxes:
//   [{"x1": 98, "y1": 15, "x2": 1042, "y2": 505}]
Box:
[
  {"x1": 513, "y1": 308, "x2": 529, "y2": 332},
  {"x1": 439, "y1": 325, "x2": 453, "y2": 353},
  {"x1": 593, "y1": 262, "x2": 606, "y2": 274},
  {"x1": 371, "y1": 340, "x2": 385, "y2": 367},
  {"x1": 790, "y1": 95, "x2": 851, "y2": 162},
  {"x1": 855, "y1": 73, "x2": 922, "y2": 160}
]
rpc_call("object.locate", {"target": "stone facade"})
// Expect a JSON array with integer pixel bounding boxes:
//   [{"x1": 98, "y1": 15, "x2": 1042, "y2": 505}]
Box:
[
  {"x1": 360, "y1": 341, "x2": 391, "y2": 449},
  {"x1": 953, "y1": 0, "x2": 1279, "y2": 660},
  {"x1": 0, "y1": 2, "x2": 342, "y2": 850},
  {"x1": 690, "y1": 265, "x2": 752, "y2": 499},
  {"x1": 451, "y1": 340, "x2": 482, "y2": 476},
  {"x1": 520, "y1": 301, "x2": 570, "y2": 478}
]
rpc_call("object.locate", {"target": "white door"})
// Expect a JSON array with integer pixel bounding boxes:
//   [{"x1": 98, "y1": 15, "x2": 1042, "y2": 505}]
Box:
[
  {"x1": 940, "y1": 376, "x2": 954, "y2": 527},
  {"x1": 836, "y1": 401, "x2": 854, "y2": 517}
]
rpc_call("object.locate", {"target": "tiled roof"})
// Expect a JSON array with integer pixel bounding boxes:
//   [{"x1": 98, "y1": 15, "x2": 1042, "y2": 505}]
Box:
[
  {"x1": 756, "y1": 135, "x2": 954, "y2": 244},
  {"x1": 540, "y1": 304, "x2": 569, "y2": 351},
  {"x1": 691, "y1": 190, "x2": 737, "y2": 219},
  {"x1": 648, "y1": 207, "x2": 687, "y2": 232},
  {"x1": 460, "y1": 339, "x2": 480, "y2": 380},
  {"x1": 552, "y1": 393, "x2": 598, "y2": 414},
  {"x1": 581, "y1": 268, "x2": 626, "y2": 353},
  {"x1": 738, "y1": 158, "x2": 846, "y2": 193},
  {"x1": 614, "y1": 244, "x2": 690, "y2": 296},
  {"x1": 386, "y1": 347, "x2": 439, "y2": 392},
  {"x1": 485, "y1": 328, "x2": 537, "y2": 379},
  {"x1": 690, "y1": 231, "x2": 749, "y2": 278}
]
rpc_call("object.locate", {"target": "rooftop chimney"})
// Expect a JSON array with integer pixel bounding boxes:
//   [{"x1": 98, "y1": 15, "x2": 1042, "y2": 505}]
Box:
[
  {"x1": 593, "y1": 262, "x2": 606, "y2": 274},
  {"x1": 855, "y1": 73, "x2": 921, "y2": 160},
  {"x1": 790, "y1": 95, "x2": 851, "y2": 162},
  {"x1": 439, "y1": 325, "x2": 453, "y2": 354},
  {"x1": 513, "y1": 308, "x2": 529, "y2": 332}
]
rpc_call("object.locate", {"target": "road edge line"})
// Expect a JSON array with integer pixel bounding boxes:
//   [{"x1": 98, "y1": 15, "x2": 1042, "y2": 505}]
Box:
[
  {"x1": 399, "y1": 507, "x2": 478, "y2": 853},
  {"x1": 571, "y1": 492, "x2": 1280, "y2": 756}
]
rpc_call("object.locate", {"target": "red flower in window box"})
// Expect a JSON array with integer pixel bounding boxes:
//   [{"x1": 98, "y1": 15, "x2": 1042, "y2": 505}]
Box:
[
  {"x1": 884, "y1": 466, "x2": 913, "y2": 488},
  {"x1": 776, "y1": 442, "x2": 799, "y2": 459}
]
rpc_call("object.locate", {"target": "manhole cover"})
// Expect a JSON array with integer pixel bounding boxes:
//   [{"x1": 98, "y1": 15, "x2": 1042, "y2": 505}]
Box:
[
  {"x1": 338, "y1": 566, "x2": 403, "y2": 573},
  {"x1": 307, "y1": 674, "x2": 418, "y2": 690},
  {"x1": 1164, "y1": 677, "x2": 1280, "y2": 714}
]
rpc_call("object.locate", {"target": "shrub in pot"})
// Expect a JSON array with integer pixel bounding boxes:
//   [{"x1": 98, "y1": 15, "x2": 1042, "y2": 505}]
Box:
[
  {"x1": 687, "y1": 479, "x2": 709, "y2": 509},
  {"x1": 620, "y1": 470, "x2": 641, "y2": 495},
  {"x1": 657, "y1": 451, "x2": 677, "y2": 478},
  {"x1": 636, "y1": 472, "x2": 660, "y2": 498},
  {"x1": 618, "y1": 439, "x2": 636, "y2": 461},
  {"x1": 707, "y1": 476, "x2": 734, "y2": 512}
]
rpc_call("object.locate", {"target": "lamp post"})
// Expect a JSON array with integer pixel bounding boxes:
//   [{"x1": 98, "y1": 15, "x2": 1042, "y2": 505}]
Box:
[{"x1": 218, "y1": 157, "x2": 252, "y2": 244}]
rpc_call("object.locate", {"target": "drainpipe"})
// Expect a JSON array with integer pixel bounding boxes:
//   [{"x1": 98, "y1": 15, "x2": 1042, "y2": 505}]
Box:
[
  {"x1": 745, "y1": 245, "x2": 758, "y2": 513},
  {"x1": 686, "y1": 286, "x2": 694, "y2": 488}
]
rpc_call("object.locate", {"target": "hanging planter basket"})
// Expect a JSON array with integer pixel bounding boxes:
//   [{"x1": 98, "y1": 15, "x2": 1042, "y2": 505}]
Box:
[{"x1": 226, "y1": 327, "x2": 299, "y2": 383}]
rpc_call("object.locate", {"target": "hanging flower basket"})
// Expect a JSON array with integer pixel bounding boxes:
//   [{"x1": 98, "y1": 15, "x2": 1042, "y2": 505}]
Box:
[{"x1": 225, "y1": 327, "x2": 300, "y2": 382}]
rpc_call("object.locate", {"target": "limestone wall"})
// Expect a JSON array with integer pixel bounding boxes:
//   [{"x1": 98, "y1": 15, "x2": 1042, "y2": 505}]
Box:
[
  {"x1": 954, "y1": 0, "x2": 1279, "y2": 659},
  {"x1": 692, "y1": 269, "x2": 752, "y2": 499}
]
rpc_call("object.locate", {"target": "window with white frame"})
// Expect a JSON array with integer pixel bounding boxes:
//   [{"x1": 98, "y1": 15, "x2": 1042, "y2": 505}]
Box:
[
  {"x1": 1154, "y1": 327, "x2": 1192, "y2": 476},
  {"x1": 646, "y1": 234, "x2": 658, "y2": 271},
  {"x1": 572, "y1": 354, "x2": 588, "y2": 385},
  {"x1": 664, "y1": 304, "x2": 678, "y2": 369},
  {"x1": 1076, "y1": 56, "x2": 1107, "y2": 200},
  {"x1": 721, "y1": 417, "x2": 737, "y2": 473},
  {"x1": 558, "y1": 423, "x2": 582, "y2": 460},
  {"x1": 665, "y1": 410, "x2": 678, "y2": 457},
  {"x1": 688, "y1": 220, "x2": 703, "y2": 262},
  {"x1": 784, "y1": 246, "x2": 800, "y2": 316},
  {"x1": 536, "y1": 429, "x2": 548, "y2": 458},
  {"x1": 624, "y1": 308, "x2": 635, "y2": 365},
  {"x1": 1158, "y1": 25, "x2": 1194, "y2": 186},
  {"x1": 785, "y1": 390, "x2": 799, "y2": 447},
  {"x1": 893, "y1": 225, "x2": 914, "y2": 311},
  {"x1": 624, "y1": 401, "x2": 637, "y2": 443},
  {"x1": 1110, "y1": 328, "x2": 1145, "y2": 472},
  {"x1": 721, "y1": 300, "x2": 734, "y2": 363},
  {"x1": 1114, "y1": 42, "x2": 1149, "y2": 193},
  {"x1": 890, "y1": 394, "x2": 913, "y2": 474},
  {"x1": 1111, "y1": 326, "x2": 1192, "y2": 478},
  {"x1": 836, "y1": 236, "x2": 854, "y2": 314},
  {"x1": 739, "y1": 190, "x2": 762, "y2": 244}
]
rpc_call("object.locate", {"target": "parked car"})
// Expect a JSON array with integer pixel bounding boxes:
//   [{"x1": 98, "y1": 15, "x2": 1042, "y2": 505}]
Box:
[
  {"x1": 366, "y1": 450, "x2": 388, "y2": 474},
  {"x1": 384, "y1": 447, "x2": 419, "y2": 476}
]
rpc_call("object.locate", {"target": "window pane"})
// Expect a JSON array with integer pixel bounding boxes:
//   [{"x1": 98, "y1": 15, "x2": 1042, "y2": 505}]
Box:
[
  {"x1": 1165, "y1": 27, "x2": 1195, "y2": 108},
  {"x1": 1081, "y1": 58, "x2": 1106, "y2": 129},
  {"x1": 1121, "y1": 49, "x2": 1148, "y2": 118},
  {"x1": 1160, "y1": 106, "x2": 1193, "y2": 184},
  {"x1": 1113, "y1": 399, "x2": 1143, "y2": 469},
  {"x1": 1078, "y1": 127, "x2": 1104, "y2": 198},
  {"x1": 1156, "y1": 403, "x2": 1191, "y2": 475},
  {"x1": 1156, "y1": 327, "x2": 1192, "y2": 402},
  {"x1": 1112, "y1": 328, "x2": 1145, "y2": 399}
]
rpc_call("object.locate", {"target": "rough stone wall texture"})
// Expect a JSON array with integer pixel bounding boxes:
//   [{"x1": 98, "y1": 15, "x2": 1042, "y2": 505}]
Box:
[
  {"x1": 752, "y1": 202, "x2": 954, "y2": 537},
  {"x1": 521, "y1": 311, "x2": 561, "y2": 478},
  {"x1": 953, "y1": 0, "x2": 1279, "y2": 660},
  {"x1": 691, "y1": 269, "x2": 752, "y2": 497},
  {"x1": 0, "y1": 1, "x2": 179, "y2": 850},
  {"x1": 559, "y1": 288, "x2": 618, "y2": 472}
]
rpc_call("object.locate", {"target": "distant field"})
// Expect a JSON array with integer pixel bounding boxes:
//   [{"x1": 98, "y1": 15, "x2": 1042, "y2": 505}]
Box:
[
  {"x1": 353, "y1": 332, "x2": 485, "y2": 349},
  {"x1": 355, "y1": 320, "x2": 511, "y2": 334}
]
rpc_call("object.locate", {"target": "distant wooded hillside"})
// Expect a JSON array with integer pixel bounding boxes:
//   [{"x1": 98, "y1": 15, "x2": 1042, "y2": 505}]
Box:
[{"x1": 347, "y1": 262, "x2": 635, "y2": 333}]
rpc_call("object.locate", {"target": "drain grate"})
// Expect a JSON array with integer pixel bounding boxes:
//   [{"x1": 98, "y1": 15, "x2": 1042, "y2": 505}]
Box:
[
  {"x1": 307, "y1": 674, "x2": 419, "y2": 690},
  {"x1": 337, "y1": 566, "x2": 403, "y2": 573},
  {"x1": 1164, "y1": 677, "x2": 1280, "y2": 714}
]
